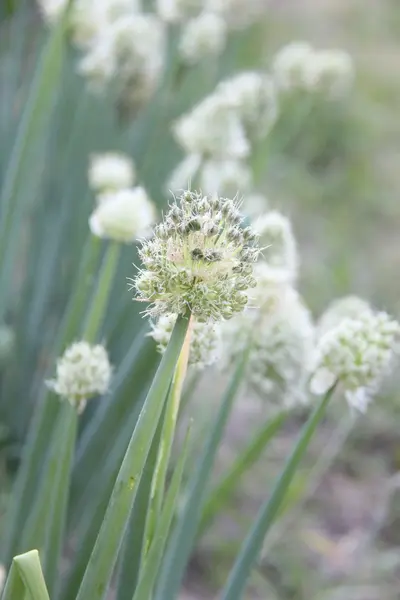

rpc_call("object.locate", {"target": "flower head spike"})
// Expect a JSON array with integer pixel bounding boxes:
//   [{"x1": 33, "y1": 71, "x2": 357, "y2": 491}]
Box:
[
  {"x1": 88, "y1": 152, "x2": 135, "y2": 194},
  {"x1": 47, "y1": 341, "x2": 112, "y2": 411},
  {"x1": 150, "y1": 314, "x2": 220, "y2": 369},
  {"x1": 310, "y1": 311, "x2": 400, "y2": 411},
  {"x1": 254, "y1": 211, "x2": 298, "y2": 284},
  {"x1": 132, "y1": 190, "x2": 260, "y2": 322},
  {"x1": 89, "y1": 187, "x2": 156, "y2": 243}
]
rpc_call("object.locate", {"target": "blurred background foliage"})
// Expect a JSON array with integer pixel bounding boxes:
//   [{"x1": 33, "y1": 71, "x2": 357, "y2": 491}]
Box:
[{"x1": 0, "y1": 0, "x2": 400, "y2": 598}]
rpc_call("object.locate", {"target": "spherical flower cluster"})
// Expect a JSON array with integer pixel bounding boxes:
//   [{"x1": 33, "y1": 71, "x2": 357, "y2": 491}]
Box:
[
  {"x1": 38, "y1": 0, "x2": 165, "y2": 114},
  {"x1": 221, "y1": 281, "x2": 315, "y2": 407},
  {"x1": 310, "y1": 311, "x2": 400, "y2": 411},
  {"x1": 88, "y1": 152, "x2": 135, "y2": 194},
  {"x1": 179, "y1": 12, "x2": 227, "y2": 65},
  {"x1": 272, "y1": 41, "x2": 354, "y2": 99},
  {"x1": 317, "y1": 295, "x2": 373, "y2": 337},
  {"x1": 254, "y1": 211, "x2": 298, "y2": 284},
  {"x1": 89, "y1": 187, "x2": 156, "y2": 243},
  {"x1": 47, "y1": 341, "x2": 112, "y2": 410},
  {"x1": 156, "y1": 0, "x2": 203, "y2": 23},
  {"x1": 133, "y1": 190, "x2": 260, "y2": 321},
  {"x1": 150, "y1": 314, "x2": 220, "y2": 369}
]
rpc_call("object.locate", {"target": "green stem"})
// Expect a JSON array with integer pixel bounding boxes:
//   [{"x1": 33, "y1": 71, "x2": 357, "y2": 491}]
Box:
[
  {"x1": 220, "y1": 386, "x2": 336, "y2": 600},
  {"x1": 154, "y1": 348, "x2": 251, "y2": 600},
  {"x1": 199, "y1": 410, "x2": 288, "y2": 535},
  {"x1": 75, "y1": 311, "x2": 190, "y2": 600},
  {"x1": 83, "y1": 241, "x2": 121, "y2": 343}
]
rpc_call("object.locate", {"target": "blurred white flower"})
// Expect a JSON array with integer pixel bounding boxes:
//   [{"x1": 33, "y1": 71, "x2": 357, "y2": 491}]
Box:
[
  {"x1": 205, "y1": 0, "x2": 267, "y2": 30},
  {"x1": 47, "y1": 341, "x2": 112, "y2": 410},
  {"x1": 317, "y1": 295, "x2": 373, "y2": 337},
  {"x1": 222, "y1": 284, "x2": 315, "y2": 407},
  {"x1": 167, "y1": 154, "x2": 202, "y2": 193},
  {"x1": 77, "y1": 37, "x2": 117, "y2": 90},
  {"x1": 243, "y1": 192, "x2": 269, "y2": 218},
  {"x1": 179, "y1": 12, "x2": 227, "y2": 65},
  {"x1": 255, "y1": 211, "x2": 298, "y2": 283},
  {"x1": 156, "y1": 0, "x2": 203, "y2": 23},
  {"x1": 200, "y1": 158, "x2": 252, "y2": 196},
  {"x1": 217, "y1": 71, "x2": 278, "y2": 138},
  {"x1": 304, "y1": 49, "x2": 354, "y2": 98},
  {"x1": 310, "y1": 311, "x2": 400, "y2": 411},
  {"x1": 89, "y1": 187, "x2": 156, "y2": 243},
  {"x1": 37, "y1": 0, "x2": 68, "y2": 23},
  {"x1": 150, "y1": 314, "x2": 221, "y2": 369},
  {"x1": 173, "y1": 94, "x2": 250, "y2": 159},
  {"x1": 88, "y1": 152, "x2": 135, "y2": 194},
  {"x1": 272, "y1": 41, "x2": 315, "y2": 91}
]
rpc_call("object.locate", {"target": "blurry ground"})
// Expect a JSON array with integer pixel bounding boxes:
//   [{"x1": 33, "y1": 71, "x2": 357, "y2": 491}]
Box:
[{"x1": 182, "y1": 0, "x2": 400, "y2": 598}]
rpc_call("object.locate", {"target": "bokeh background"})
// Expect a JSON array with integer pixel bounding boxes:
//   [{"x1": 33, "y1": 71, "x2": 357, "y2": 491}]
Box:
[{"x1": 1, "y1": 1, "x2": 400, "y2": 598}]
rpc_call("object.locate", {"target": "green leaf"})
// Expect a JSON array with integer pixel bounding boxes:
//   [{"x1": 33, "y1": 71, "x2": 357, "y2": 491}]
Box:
[
  {"x1": 154, "y1": 350, "x2": 250, "y2": 600},
  {"x1": 116, "y1": 401, "x2": 167, "y2": 600},
  {"x1": 16, "y1": 402, "x2": 77, "y2": 597},
  {"x1": 132, "y1": 425, "x2": 192, "y2": 600},
  {"x1": 0, "y1": 2, "x2": 71, "y2": 323},
  {"x1": 2, "y1": 550, "x2": 50, "y2": 600},
  {"x1": 199, "y1": 410, "x2": 287, "y2": 535},
  {"x1": 220, "y1": 387, "x2": 336, "y2": 600},
  {"x1": 75, "y1": 311, "x2": 190, "y2": 600},
  {"x1": 83, "y1": 242, "x2": 121, "y2": 343}
]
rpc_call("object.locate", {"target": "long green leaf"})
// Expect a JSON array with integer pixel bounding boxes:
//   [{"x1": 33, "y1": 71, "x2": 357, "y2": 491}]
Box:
[
  {"x1": 16, "y1": 403, "x2": 77, "y2": 572},
  {"x1": 75, "y1": 311, "x2": 190, "y2": 600},
  {"x1": 116, "y1": 401, "x2": 168, "y2": 600},
  {"x1": 199, "y1": 410, "x2": 287, "y2": 535},
  {"x1": 132, "y1": 426, "x2": 192, "y2": 600},
  {"x1": 2, "y1": 551, "x2": 50, "y2": 600},
  {"x1": 154, "y1": 350, "x2": 250, "y2": 600},
  {"x1": 220, "y1": 387, "x2": 336, "y2": 600},
  {"x1": 0, "y1": 2, "x2": 71, "y2": 323}
]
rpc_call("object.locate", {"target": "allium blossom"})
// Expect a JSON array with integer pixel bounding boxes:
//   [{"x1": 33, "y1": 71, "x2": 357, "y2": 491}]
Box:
[
  {"x1": 272, "y1": 41, "x2": 315, "y2": 91},
  {"x1": 255, "y1": 211, "x2": 298, "y2": 284},
  {"x1": 179, "y1": 12, "x2": 227, "y2": 65},
  {"x1": 317, "y1": 295, "x2": 373, "y2": 337},
  {"x1": 310, "y1": 311, "x2": 400, "y2": 411},
  {"x1": 173, "y1": 94, "x2": 250, "y2": 159},
  {"x1": 221, "y1": 282, "x2": 315, "y2": 407},
  {"x1": 88, "y1": 152, "x2": 135, "y2": 194},
  {"x1": 133, "y1": 190, "x2": 260, "y2": 321},
  {"x1": 47, "y1": 341, "x2": 112, "y2": 410},
  {"x1": 150, "y1": 314, "x2": 220, "y2": 369},
  {"x1": 217, "y1": 72, "x2": 278, "y2": 138},
  {"x1": 156, "y1": 0, "x2": 203, "y2": 23},
  {"x1": 89, "y1": 187, "x2": 155, "y2": 243}
]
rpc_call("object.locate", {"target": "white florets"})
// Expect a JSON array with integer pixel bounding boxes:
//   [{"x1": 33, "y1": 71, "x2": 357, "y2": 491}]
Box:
[
  {"x1": 179, "y1": 12, "x2": 227, "y2": 65},
  {"x1": 156, "y1": 0, "x2": 203, "y2": 23},
  {"x1": 310, "y1": 311, "x2": 400, "y2": 411},
  {"x1": 222, "y1": 283, "x2": 315, "y2": 407},
  {"x1": 133, "y1": 190, "x2": 260, "y2": 322},
  {"x1": 217, "y1": 72, "x2": 278, "y2": 138},
  {"x1": 89, "y1": 187, "x2": 156, "y2": 243},
  {"x1": 150, "y1": 314, "x2": 220, "y2": 369},
  {"x1": 47, "y1": 341, "x2": 112, "y2": 409},
  {"x1": 173, "y1": 94, "x2": 250, "y2": 159},
  {"x1": 272, "y1": 41, "x2": 354, "y2": 99},
  {"x1": 254, "y1": 211, "x2": 298, "y2": 284},
  {"x1": 88, "y1": 153, "x2": 135, "y2": 194},
  {"x1": 317, "y1": 295, "x2": 373, "y2": 337}
]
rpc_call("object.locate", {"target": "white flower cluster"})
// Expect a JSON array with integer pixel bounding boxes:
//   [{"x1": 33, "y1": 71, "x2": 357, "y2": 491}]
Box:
[
  {"x1": 272, "y1": 41, "x2": 354, "y2": 99},
  {"x1": 150, "y1": 314, "x2": 220, "y2": 369},
  {"x1": 221, "y1": 277, "x2": 315, "y2": 407},
  {"x1": 254, "y1": 211, "x2": 298, "y2": 284},
  {"x1": 47, "y1": 341, "x2": 112, "y2": 411},
  {"x1": 178, "y1": 12, "x2": 227, "y2": 66},
  {"x1": 38, "y1": 0, "x2": 166, "y2": 112},
  {"x1": 169, "y1": 71, "x2": 277, "y2": 197},
  {"x1": 317, "y1": 295, "x2": 373, "y2": 337},
  {"x1": 88, "y1": 153, "x2": 156, "y2": 243},
  {"x1": 310, "y1": 310, "x2": 400, "y2": 411}
]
